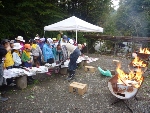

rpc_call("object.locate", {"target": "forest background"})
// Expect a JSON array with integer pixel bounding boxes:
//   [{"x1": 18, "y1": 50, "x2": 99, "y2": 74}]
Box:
[{"x1": 0, "y1": 0, "x2": 150, "y2": 44}]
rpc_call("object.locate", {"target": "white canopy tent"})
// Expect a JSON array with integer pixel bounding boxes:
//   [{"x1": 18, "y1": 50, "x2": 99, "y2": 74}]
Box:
[{"x1": 44, "y1": 16, "x2": 103, "y2": 42}]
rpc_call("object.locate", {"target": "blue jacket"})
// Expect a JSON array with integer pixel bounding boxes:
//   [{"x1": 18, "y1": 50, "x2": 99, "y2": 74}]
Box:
[{"x1": 42, "y1": 44, "x2": 54, "y2": 62}]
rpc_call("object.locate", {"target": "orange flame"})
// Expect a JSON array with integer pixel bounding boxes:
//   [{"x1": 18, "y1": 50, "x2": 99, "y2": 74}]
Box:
[
  {"x1": 116, "y1": 66, "x2": 143, "y2": 88},
  {"x1": 139, "y1": 48, "x2": 150, "y2": 54},
  {"x1": 132, "y1": 57, "x2": 147, "y2": 67}
]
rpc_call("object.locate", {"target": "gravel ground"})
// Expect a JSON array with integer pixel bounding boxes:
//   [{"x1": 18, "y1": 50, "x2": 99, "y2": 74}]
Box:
[{"x1": 0, "y1": 54, "x2": 150, "y2": 113}]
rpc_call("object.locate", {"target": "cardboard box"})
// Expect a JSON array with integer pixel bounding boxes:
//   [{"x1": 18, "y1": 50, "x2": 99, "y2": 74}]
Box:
[
  {"x1": 84, "y1": 66, "x2": 96, "y2": 73},
  {"x1": 69, "y1": 82, "x2": 87, "y2": 95}
]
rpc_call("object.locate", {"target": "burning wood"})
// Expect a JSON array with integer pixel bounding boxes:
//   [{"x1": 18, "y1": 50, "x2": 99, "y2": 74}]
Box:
[
  {"x1": 108, "y1": 48, "x2": 149, "y2": 99},
  {"x1": 132, "y1": 57, "x2": 147, "y2": 67},
  {"x1": 139, "y1": 48, "x2": 150, "y2": 54},
  {"x1": 135, "y1": 48, "x2": 150, "y2": 60},
  {"x1": 116, "y1": 66, "x2": 143, "y2": 88}
]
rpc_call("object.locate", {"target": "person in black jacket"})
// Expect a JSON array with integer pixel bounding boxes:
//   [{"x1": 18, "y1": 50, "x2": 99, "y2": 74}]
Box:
[{"x1": 0, "y1": 44, "x2": 8, "y2": 102}]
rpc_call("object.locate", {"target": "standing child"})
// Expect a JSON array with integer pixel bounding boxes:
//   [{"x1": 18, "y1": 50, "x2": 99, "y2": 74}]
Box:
[
  {"x1": 21, "y1": 44, "x2": 34, "y2": 82},
  {"x1": 12, "y1": 43, "x2": 22, "y2": 68},
  {"x1": 1, "y1": 39, "x2": 15, "y2": 86},
  {"x1": 29, "y1": 39, "x2": 42, "y2": 67}
]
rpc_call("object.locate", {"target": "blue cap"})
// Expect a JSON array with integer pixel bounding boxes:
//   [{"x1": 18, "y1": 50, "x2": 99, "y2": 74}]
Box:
[{"x1": 62, "y1": 35, "x2": 67, "y2": 40}]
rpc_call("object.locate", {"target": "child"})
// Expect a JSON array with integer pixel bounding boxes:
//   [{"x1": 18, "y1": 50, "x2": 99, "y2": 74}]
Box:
[
  {"x1": 1, "y1": 39, "x2": 15, "y2": 86},
  {"x1": 30, "y1": 39, "x2": 42, "y2": 67},
  {"x1": 21, "y1": 44, "x2": 34, "y2": 82},
  {"x1": 12, "y1": 43, "x2": 22, "y2": 68},
  {"x1": 15, "y1": 36, "x2": 25, "y2": 51},
  {"x1": 21, "y1": 44, "x2": 32, "y2": 67}
]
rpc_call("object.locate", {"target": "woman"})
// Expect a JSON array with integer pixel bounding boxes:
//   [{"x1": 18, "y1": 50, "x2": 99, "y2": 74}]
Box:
[
  {"x1": 12, "y1": 43, "x2": 22, "y2": 68},
  {"x1": 43, "y1": 38, "x2": 54, "y2": 64},
  {"x1": 42, "y1": 38, "x2": 54, "y2": 75},
  {"x1": 30, "y1": 39, "x2": 42, "y2": 67}
]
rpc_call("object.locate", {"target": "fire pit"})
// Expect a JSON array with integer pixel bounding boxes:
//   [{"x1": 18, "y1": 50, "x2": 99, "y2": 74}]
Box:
[
  {"x1": 108, "y1": 56, "x2": 146, "y2": 112},
  {"x1": 108, "y1": 70, "x2": 143, "y2": 100},
  {"x1": 136, "y1": 48, "x2": 150, "y2": 60},
  {"x1": 128, "y1": 56, "x2": 148, "y2": 73}
]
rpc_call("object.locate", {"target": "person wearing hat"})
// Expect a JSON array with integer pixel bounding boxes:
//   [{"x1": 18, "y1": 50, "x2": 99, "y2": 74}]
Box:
[
  {"x1": 10, "y1": 40, "x2": 15, "y2": 48},
  {"x1": 15, "y1": 36, "x2": 25, "y2": 51},
  {"x1": 21, "y1": 44, "x2": 32, "y2": 68},
  {"x1": 38, "y1": 38, "x2": 45, "y2": 50},
  {"x1": 43, "y1": 38, "x2": 55, "y2": 75},
  {"x1": 43, "y1": 38, "x2": 54, "y2": 64},
  {"x1": 29, "y1": 39, "x2": 42, "y2": 67},
  {"x1": 21, "y1": 44, "x2": 34, "y2": 82},
  {"x1": 1, "y1": 39, "x2": 15, "y2": 86},
  {"x1": 34, "y1": 37, "x2": 40, "y2": 44},
  {"x1": 12, "y1": 43, "x2": 22, "y2": 68},
  {"x1": 1, "y1": 39, "x2": 14, "y2": 70},
  {"x1": 0, "y1": 43, "x2": 8, "y2": 102},
  {"x1": 60, "y1": 35, "x2": 68, "y2": 62}
]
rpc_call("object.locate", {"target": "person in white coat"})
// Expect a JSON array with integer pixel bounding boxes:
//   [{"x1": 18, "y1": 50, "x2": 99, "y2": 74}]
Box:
[
  {"x1": 12, "y1": 43, "x2": 22, "y2": 68},
  {"x1": 61, "y1": 36, "x2": 81, "y2": 81}
]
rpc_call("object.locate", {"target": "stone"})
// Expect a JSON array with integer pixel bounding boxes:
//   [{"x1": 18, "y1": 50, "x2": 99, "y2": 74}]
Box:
[
  {"x1": 16, "y1": 75, "x2": 27, "y2": 89},
  {"x1": 59, "y1": 67, "x2": 68, "y2": 75},
  {"x1": 83, "y1": 60, "x2": 88, "y2": 66},
  {"x1": 77, "y1": 61, "x2": 84, "y2": 69}
]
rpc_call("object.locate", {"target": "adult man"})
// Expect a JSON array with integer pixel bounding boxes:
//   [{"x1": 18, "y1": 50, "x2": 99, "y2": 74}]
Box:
[{"x1": 0, "y1": 44, "x2": 8, "y2": 102}]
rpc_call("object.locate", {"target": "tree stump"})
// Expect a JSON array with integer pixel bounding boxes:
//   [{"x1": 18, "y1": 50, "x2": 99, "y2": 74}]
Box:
[
  {"x1": 16, "y1": 75, "x2": 27, "y2": 89},
  {"x1": 83, "y1": 60, "x2": 88, "y2": 66},
  {"x1": 59, "y1": 67, "x2": 68, "y2": 75},
  {"x1": 78, "y1": 61, "x2": 84, "y2": 69}
]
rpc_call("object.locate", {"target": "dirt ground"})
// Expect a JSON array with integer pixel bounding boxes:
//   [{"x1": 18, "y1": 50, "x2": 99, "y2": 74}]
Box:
[{"x1": 0, "y1": 54, "x2": 150, "y2": 113}]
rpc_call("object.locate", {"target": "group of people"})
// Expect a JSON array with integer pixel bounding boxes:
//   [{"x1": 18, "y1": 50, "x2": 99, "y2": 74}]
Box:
[{"x1": 0, "y1": 34, "x2": 86, "y2": 102}]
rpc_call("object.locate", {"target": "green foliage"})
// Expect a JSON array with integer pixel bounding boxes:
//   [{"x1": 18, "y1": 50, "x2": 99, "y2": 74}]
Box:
[
  {"x1": 115, "y1": 0, "x2": 150, "y2": 37},
  {"x1": 0, "y1": 0, "x2": 112, "y2": 42},
  {"x1": 103, "y1": 0, "x2": 150, "y2": 37},
  {"x1": 0, "y1": 0, "x2": 66, "y2": 39}
]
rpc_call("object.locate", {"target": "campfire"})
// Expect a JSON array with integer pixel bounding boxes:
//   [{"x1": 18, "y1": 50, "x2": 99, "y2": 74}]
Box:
[
  {"x1": 139, "y1": 48, "x2": 150, "y2": 54},
  {"x1": 108, "y1": 65, "x2": 144, "y2": 99},
  {"x1": 128, "y1": 56, "x2": 148, "y2": 73},
  {"x1": 108, "y1": 48, "x2": 149, "y2": 100},
  {"x1": 131, "y1": 57, "x2": 147, "y2": 67},
  {"x1": 136, "y1": 48, "x2": 150, "y2": 60}
]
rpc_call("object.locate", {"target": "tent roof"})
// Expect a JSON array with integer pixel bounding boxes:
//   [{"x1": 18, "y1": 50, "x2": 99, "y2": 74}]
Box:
[{"x1": 44, "y1": 16, "x2": 103, "y2": 32}]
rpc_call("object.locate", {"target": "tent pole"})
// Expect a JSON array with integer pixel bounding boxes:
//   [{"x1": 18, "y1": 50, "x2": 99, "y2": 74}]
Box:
[
  {"x1": 43, "y1": 31, "x2": 45, "y2": 38},
  {"x1": 76, "y1": 30, "x2": 77, "y2": 43}
]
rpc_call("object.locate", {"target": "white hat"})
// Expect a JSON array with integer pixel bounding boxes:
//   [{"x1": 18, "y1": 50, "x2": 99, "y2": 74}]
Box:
[
  {"x1": 40, "y1": 38, "x2": 45, "y2": 42},
  {"x1": 47, "y1": 38, "x2": 53, "y2": 44},
  {"x1": 34, "y1": 37, "x2": 40, "y2": 40},
  {"x1": 10, "y1": 40, "x2": 15, "y2": 44},
  {"x1": 15, "y1": 36, "x2": 25, "y2": 42},
  {"x1": 13, "y1": 43, "x2": 23, "y2": 49},
  {"x1": 69, "y1": 39, "x2": 74, "y2": 45}
]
